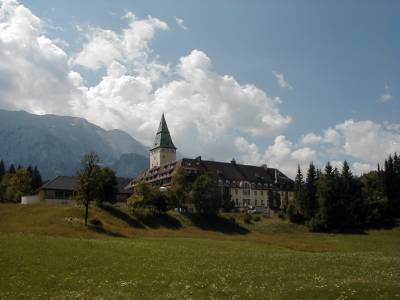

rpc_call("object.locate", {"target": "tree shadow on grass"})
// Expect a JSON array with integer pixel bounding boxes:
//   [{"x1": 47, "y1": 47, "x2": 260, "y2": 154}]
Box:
[
  {"x1": 88, "y1": 224, "x2": 126, "y2": 238},
  {"x1": 99, "y1": 205, "x2": 182, "y2": 230},
  {"x1": 99, "y1": 205, "x2": 145, "y2": 229},
  {"x1": 186, "y1": 214, "x2": 249, "y2": 235},
  {"x1": 135, "y1": 212, "x2": 182, "y2": 229}
]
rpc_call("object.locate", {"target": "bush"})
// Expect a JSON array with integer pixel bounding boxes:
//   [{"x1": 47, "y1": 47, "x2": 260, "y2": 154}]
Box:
[
  {"x1": 244, "y1": 213, "x2": 252, "y2": 224},
  {"x1": 89, "y1": 218, "x2": 102, "y2": 227},
  {"x1": 127, "y1": 194, "x2": 145, "y2": 213},
  {"x1": 277, "y1": 211, "x2": 286, "y2": 220},
  {"x1": 253, "y1": 216, "x2": 261, "y2": 222},
  {"x1": 308, "y1": 213, "x2": 327, "y2": 232},
  {"x1": 286, "y1": 204, "x2": 304, "y2": 224}
]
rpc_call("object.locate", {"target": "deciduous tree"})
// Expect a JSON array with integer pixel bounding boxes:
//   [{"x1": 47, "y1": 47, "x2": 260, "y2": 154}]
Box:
[
  {"x1": 75, "y1": 152, "x2": 102, "y2": 226},
  {"x1": 191, "y1": 173, "x2": 220, "y2": 215}
]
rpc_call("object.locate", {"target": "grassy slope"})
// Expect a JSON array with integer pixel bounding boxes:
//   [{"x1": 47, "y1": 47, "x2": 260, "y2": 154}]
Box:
[{"x1": 0, "y1": 204, "x2": 399, "y2": 299}]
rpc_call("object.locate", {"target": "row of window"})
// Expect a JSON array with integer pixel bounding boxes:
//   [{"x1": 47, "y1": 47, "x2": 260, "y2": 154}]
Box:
[
  {"x1": 235, "y1": 199, "x2": 266, "y2": 207},
  {"x1": 234, "y1": 189, "x2": 265, "y2": 196}
]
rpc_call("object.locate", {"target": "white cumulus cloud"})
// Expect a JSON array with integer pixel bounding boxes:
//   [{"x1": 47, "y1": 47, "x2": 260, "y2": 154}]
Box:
[
  {"x1": 0, "y1": 1, "x2": 292, "y2": 167},
  {"x1": 0, "y1": 0, "x2": 82, "y2": 114}
]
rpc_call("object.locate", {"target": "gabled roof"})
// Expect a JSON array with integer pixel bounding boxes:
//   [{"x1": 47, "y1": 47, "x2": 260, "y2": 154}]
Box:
[
  {"x1": 150, "y1": 114, "x2": 176, "y2": 150},
  {"x1": 131, "y1": 157, "x2": 294, "y2": 190},
  {"x1": 39, "y1": 176, "x2": 76, "y2": 191},
  {"x1": 38, "y1": 176, "x2": 132, "y2": 194}
]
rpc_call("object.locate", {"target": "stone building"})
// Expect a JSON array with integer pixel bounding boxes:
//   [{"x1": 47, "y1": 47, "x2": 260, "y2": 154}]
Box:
[{"x1": 130, "y1": 114, "x2": 294, "y2": 211}]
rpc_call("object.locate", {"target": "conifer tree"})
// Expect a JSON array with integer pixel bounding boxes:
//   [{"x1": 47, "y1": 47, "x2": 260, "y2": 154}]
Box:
[
  {"x1": 304, "y1": 162, "x2": 318, "y2": 220},
  {"x1": 383, "y1": 155, "x2": 397, "y2": 217},
  {"x1": 293, "y1": 165, "x2": 305, "y2": 217},
  {"x1": 27, "y1": 165, "x2": 33, "y2": 175},
  {"x1": 8, "y1": 164, "x2": 15, "y2": 174},
  {"x1": 340, "y1": 161, "x2": 364, "y2": 230},
  {"x1": 0, "y1": 160, "x2": 5, "y2": 182},
  {"x1": 32, "y1": 166, "x2": 43, "y2": 190},
  {"x1": 390, "y1": 153, "x2": 400, "y2": 216},
  {"x1": 315, "y1": 162, "x2": 339, "y2": 231}
]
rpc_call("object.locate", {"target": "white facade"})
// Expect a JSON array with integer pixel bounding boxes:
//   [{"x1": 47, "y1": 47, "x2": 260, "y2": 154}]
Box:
[{"x1": 230, "y1": 186, "x2": 294, "y2": 210}]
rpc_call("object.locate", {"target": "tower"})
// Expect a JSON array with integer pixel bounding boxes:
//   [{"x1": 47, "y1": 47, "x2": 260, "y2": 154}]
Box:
[{"x1": 150, "y1": 114, "x2": 177, "y2": 169}]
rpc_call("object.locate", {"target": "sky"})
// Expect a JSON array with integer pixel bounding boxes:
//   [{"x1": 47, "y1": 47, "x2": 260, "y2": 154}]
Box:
[{"x1": 0, "y1": 0, "x2": 399, "y2": 177}]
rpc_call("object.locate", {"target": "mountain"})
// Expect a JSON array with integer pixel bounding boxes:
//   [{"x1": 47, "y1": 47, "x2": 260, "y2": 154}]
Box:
[
  {"x1": 0, "y1": 109, "x2": 149, "y2": 179},
  {"x1": 112, "y1": 153, "x2": 149, "y2": 178}
]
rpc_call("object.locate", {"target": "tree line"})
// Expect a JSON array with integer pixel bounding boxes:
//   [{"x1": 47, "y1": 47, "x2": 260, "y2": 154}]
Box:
[
  {"x1": 287, "y1": 153, "x2": 400, "y2": 232},
  {"x1": 0, "y1": 160, "x2": 43, "y2": 202}
]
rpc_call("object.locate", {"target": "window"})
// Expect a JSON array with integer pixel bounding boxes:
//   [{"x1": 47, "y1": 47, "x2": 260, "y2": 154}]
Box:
[
  {"x1": 235, "y1": 189, "x2": 238, "y2": 194},
  {"x1": 255, "y1": 199, "x2": 258, "y2": 206},
  {"x1": 261, "y1": 191, "x2": 263, "y2": 196},
  {"x1": 243, "y1": 182, "x2": 251, "y2": 196},
  {"x1": 261, "y1": 200, "x2": 264, "y2": 206},
  {"x1": 254, "y1": 191, "x2": 257, "y2": 196}
]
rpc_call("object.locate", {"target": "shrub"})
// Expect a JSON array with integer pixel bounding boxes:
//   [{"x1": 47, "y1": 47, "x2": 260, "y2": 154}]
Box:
[
  {"x1": 244, "y1": 213, "x2": 252, "y2": 224},
  {"x1": 277, "y1": 211, "x2": 286, "y2": 220},
  {"x1": 127, "y1": 194, "x2": 145, "y2": 213},
  {"x1": 253, "y1": 216, "x2": 261, "y2": 222},
  {"x1": 308, "y1": 213, "x2": 327, "y2": 232},
  {"x1": 286, "y1": 204, "x2": 304, "y2": 224},
  {"x1": 89, "y1": 218, "x2": 102, "y2": 227}
]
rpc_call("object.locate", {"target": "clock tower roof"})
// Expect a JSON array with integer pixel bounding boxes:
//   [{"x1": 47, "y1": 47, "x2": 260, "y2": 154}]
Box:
[{"x1": 150, "y1": 114, "x2": 176, "y2": 151}]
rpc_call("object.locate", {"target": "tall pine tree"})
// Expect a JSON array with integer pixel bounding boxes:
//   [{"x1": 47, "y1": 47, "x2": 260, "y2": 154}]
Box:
[
  {"x1": 316, "y1": 162, "x2": 340, "y2": 231},
  {"x1": 0, "y1": 160, "x2": 5, "y2": 182},
  {"x1": 294, "y1": 165, "x2": 305, "y2": 216},
  {"x1": 304, "y1": 163, "x2": 318, "y2": 220},
  {"x1": 393, "y1": 153, "x2": 400, "y2": 216},
  {"x1": 8, "y1": 164, "x2": 15, "y2": 174},
  {"x1": 340, "y1": 161, "x2": 365, "y2": 230},
  {"x1": 32, "y1": 166, "x2": 43, "y2": 190}
]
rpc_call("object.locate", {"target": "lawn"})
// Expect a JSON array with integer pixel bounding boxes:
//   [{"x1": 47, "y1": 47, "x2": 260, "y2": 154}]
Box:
[{"x1": 0, "y1": 204, "x2": 399, "y2": 299}]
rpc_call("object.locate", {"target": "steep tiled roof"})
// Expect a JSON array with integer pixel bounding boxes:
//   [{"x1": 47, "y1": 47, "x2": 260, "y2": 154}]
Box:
[{"x1": 150, "y1": 114, "x2": 176, "y2": 150}]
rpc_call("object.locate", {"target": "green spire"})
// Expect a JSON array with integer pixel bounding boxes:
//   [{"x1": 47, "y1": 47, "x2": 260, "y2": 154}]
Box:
[{"x1": 150, "y1": 114, "x2": 176, "y2": 150}]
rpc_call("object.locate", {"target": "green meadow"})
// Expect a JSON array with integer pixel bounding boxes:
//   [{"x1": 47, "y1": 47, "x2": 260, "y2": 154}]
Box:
[{"x1": 0, "y1": 204, "x2": 399, "y2": 299}]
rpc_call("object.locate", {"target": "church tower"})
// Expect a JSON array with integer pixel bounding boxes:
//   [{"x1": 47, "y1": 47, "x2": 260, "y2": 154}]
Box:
[{"x1": 150, "y1": 114, "x2": 177, "y2": 169}]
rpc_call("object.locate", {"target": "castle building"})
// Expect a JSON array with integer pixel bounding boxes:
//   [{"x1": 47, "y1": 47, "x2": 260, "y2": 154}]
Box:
[{"x1": 130, "y1": 114, "x2": 294, "y2": 211}]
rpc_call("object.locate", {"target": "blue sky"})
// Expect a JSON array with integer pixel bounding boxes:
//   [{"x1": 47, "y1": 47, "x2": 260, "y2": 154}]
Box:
[{"x1": 1, "y1": 0, "x2": 399, "y2": 176}]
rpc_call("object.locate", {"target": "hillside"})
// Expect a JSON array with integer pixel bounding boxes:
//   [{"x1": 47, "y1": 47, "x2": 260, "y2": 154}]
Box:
[
  {"x1": 0, "y1": 109, "x2": 149, "y2": 179},
  {"x1": 0, "y1": 204, "x2": 399, "y2": 299}
]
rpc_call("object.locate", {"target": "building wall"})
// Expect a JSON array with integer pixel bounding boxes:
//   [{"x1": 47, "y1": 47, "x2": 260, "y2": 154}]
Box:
[
  {"x1": 150, "y1": 148, "x2": 176, "y2": 169},
  {"x1": 44, "y1": 189, "x2": 74, "y2": 200},
  {"x1": 230, "y1": 187, "x2": 269, "y2": 209},
  {"x1": 229, "y1": 187, "x2": 294, "y2": 210}
]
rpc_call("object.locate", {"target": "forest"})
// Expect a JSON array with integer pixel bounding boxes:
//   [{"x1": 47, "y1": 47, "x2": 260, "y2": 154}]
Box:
[{"x1": 287, "y1": 153, "x2": 400, "y2": 232}]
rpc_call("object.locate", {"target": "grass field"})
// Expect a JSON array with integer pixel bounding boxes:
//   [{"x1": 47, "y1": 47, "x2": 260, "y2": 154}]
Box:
[{"x1": 0, "y1": 204, "x2": 399, "y2": 299}]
